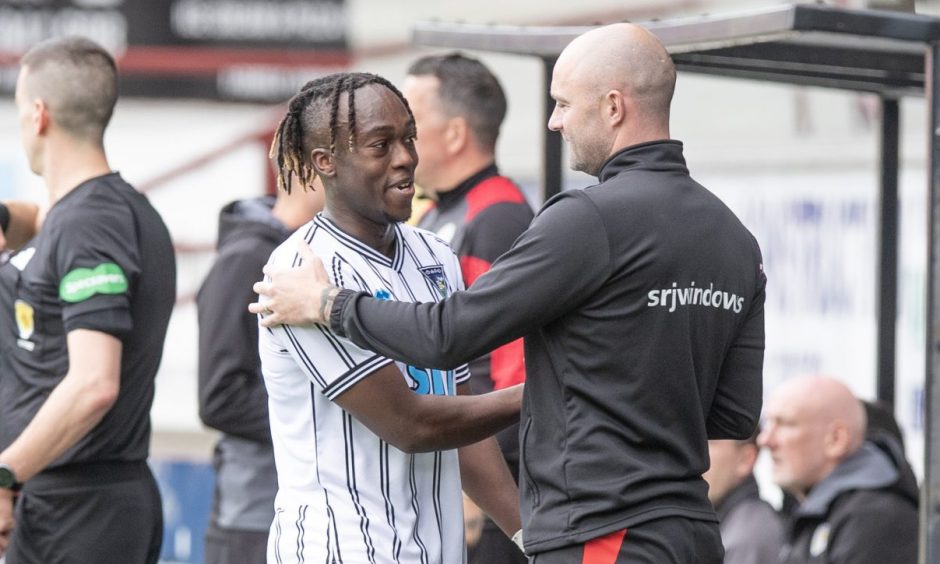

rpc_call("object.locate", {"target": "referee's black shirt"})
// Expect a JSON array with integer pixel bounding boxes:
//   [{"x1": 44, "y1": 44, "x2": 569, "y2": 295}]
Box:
[{"x1": 0, "y1": 173, "x2": 176, "y2": 467}]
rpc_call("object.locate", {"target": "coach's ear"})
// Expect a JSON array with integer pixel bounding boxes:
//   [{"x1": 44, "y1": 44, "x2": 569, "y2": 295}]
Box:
[{"x1": 311, "y1": 147, "x2": 335, "y2": 177}]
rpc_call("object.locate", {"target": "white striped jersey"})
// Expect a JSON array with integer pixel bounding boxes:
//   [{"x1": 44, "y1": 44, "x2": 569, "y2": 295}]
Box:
[{"x1": 259, "y1": 214, "x2": 470, "y2": 564}]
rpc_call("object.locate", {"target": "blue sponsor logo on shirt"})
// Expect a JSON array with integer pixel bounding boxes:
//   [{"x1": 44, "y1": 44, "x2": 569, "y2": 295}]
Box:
[
  {"x1": 374, "y1": 289, "x2": 391, "y2": 300},
  {"x1": 406, "y1": 365, "x2": 455, "y2": 396}
]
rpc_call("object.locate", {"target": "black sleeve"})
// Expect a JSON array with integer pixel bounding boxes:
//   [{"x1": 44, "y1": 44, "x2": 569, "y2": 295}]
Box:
[
  {"x1": 196, "y1": 240, "x2": 272, "y2": 443},
  {"x1": 55, "y1": 203, "x2": 137, "y2": 336},
  {"x1": 707, "y1": 240, "x2": 766, "y2": 439},
  {"x1": 335, "y1": 192, "x2": 610, "y2": 368}
]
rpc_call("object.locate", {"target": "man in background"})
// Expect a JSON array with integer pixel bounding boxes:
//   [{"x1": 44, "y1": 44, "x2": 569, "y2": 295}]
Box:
[
  {"x1": 0, "y1": 36, "x2": 175, "y2": 563},
  {"x1": 759, "y1": 375, "x2": 918, "y2": 563},
  {"x1": 197, "y1": 165, "x2": 324, "y2": 563},
  {"x1": 403, "y1": 52, "x2": 532, "y2": 564},
  {"x1": 704, "y1": 433, "x2": 783, "y2": 563}
]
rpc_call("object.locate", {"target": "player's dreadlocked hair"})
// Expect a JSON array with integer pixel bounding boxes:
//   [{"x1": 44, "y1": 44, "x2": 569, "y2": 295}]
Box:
[{"x1": 269, "y1": 72, "x2": 414, "y2": 194}]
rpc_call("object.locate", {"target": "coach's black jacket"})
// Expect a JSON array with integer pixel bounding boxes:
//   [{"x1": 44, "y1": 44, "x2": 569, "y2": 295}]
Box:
[
  {"x1": 332, "y1": 141, "x2": 766, "y2": 554},
  {"x1": 197, "y1": 197, "x2": 283, "y2": 531},
  {"x1": 780, "y1": 436, "x2": 918, "y2": 564}
]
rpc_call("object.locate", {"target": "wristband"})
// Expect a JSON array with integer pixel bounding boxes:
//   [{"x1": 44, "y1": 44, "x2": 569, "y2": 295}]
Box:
[
  {"x1": 319, "y1": 286, "x2": 341, "y2": 325},
  {"x1": 511, "y1": 529, "x2": 524, "y2": 553},
  {"x1": 0, "y1": 202, "x2": 9, "y2": 233}
]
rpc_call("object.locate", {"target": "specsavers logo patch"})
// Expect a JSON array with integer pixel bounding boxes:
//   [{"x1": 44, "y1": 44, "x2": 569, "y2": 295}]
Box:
[
  {"x1": 14, "y1": 299, "x2": 34, "y2": 340},
  {"x1": 59, "y1": 263, "x2": 128, "y2": 303}
]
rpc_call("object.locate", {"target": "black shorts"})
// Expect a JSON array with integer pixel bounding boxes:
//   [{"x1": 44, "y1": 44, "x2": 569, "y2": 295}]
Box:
[
  {"x1": 529, "y1": 517, "x2": 723, "y2": 564},
  {"x1": 6, "y1": 461, "x2": 163, "y2": 564}
]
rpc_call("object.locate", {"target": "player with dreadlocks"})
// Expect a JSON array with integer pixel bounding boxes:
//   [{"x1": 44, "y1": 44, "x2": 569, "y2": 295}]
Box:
[{"x1": 257, "y1": 72, "x2": 524, "y2": 563}]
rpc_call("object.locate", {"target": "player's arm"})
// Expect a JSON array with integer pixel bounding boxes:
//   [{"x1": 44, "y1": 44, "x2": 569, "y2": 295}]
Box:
[
  {"x1": 331, "y1": 365, "x2": 522, "y2": 454},
  {"x1": 455, "y1": 382, "x2": 522, "y2": 539},
  {"x1": 0, "y1": 329, "x2": 121, "y2": 555},
  {"x1": 0, "y1": 201, "x2": 40, "y2": 250}
]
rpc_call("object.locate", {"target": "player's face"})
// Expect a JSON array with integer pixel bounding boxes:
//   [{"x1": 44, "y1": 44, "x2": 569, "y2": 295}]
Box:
[
  {"x1": 14, "y1": 67, "x2": 42, "y2": 176},
  {"x1": 331, "y1": 84, "x2": 418, "y2": 226},
  {"x1": 402, "y1": 74, "x2": 450, "y2": 194},
  {"x1": 547, "y1": 59, "x2": 610, "y2": 176}
]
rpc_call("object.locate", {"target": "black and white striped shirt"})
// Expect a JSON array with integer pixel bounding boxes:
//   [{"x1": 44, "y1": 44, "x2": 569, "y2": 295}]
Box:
[{"x1": 260, "y1": 214, "x2": 470, "y2": 564}]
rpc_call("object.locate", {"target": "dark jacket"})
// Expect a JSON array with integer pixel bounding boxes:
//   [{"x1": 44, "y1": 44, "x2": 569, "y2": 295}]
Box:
[
  {"x1": 781, "y1": 437, "x2": 918, "y2": 564},
  {"x1": 716, "y1": 475, "x2": 784, "y2": 564},
  {"x1": 334, "y1": 140, "x2": 766, "y2": 553},
  {"x1": 197, "y1": 197, "x2": 288, "y2": 531}
]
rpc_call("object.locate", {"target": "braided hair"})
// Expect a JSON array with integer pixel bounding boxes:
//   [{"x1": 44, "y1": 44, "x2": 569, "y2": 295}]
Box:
[{"x1": 270, "y1": 72, "x2": 414, "y2": 194}]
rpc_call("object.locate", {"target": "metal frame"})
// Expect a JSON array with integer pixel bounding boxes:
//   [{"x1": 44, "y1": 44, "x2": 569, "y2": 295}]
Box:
[{"x1": 413, "y1": 4, "x2": 940, "y2": 560}]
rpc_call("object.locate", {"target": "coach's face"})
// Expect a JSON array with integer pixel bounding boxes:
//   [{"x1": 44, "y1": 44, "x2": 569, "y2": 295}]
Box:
[
  {"x1": 548, "y1": 51, "x2": 611, "y2": 177},
  {"x1": 330, "y1": 84, "x2": 418, "y2": 226}
]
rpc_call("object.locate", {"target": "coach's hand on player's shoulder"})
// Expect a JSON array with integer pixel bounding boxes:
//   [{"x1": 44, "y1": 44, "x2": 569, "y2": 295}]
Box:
[
  {"x1": 251, "y1": 240, "x2": 335, "y2": 327},
  {"x1": 0, "y1": 488, "x2": 14, "y2": 555}
]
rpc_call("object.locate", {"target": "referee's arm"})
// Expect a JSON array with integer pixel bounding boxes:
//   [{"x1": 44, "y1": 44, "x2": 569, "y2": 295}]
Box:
[{"x1": 0, "y1": 330, "x2": 121, "y2": 552}]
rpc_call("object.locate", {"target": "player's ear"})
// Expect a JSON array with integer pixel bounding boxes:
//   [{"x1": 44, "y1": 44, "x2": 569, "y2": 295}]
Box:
[{"x1": 311, "y1": 148, "x2": 335, "y2": 177}]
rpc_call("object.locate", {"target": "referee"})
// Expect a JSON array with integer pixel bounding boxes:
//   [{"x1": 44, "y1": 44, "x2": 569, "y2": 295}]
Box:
[{"x1": 0, "y1": 37, "x2": 174, "y2": 563}]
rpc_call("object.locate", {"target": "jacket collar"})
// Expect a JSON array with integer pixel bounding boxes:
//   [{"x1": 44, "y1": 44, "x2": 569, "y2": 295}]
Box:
[
  {"x1": 797, "y1": 441, "x2": 898, "y2": 518},
  {"x1": 598, "y1": 140, "x2": 688, "y2": 183}
]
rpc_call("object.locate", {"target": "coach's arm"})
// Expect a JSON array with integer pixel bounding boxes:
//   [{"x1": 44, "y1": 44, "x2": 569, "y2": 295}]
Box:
[
  {"x1": 0, "y1": 329, "x2": 121, "y2": 554},
  {"x1": 332, "y1": 367, "x2": 522, "y2": 455}
]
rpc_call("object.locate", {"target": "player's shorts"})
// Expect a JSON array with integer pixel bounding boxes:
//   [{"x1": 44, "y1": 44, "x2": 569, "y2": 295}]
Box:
[
  {"x1": 527, "y1": 517, "x2": 723, "y2": 564},
  {"x1": 6, "y1": 460, "x2": 163, "y2": 564}
]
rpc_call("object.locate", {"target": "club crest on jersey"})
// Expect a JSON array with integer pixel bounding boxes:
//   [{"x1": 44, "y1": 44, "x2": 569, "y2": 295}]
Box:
[
  {"x1": 419, "y1": 265, "x2": 448, "y2": 298},
  {"x1": 14, "y1": 299, "x2": 34, "y2": 340}
]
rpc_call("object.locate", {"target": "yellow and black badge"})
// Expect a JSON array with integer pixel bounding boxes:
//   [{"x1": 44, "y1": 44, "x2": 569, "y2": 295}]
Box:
[{"x1": 14, "y1": 299, "x2": 34, "y2": 340}]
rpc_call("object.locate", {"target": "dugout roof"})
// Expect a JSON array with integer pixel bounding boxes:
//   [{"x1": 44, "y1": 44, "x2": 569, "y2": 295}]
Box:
[{"x1": 411, "y1": 4, "x2": 940, "y2": 561}]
